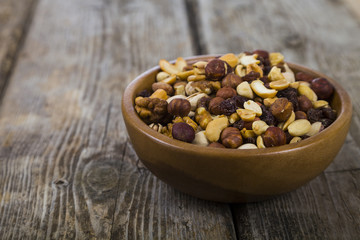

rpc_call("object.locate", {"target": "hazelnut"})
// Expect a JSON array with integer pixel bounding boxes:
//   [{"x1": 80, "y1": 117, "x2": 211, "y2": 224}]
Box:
[
  {"x1": 209, "y1": 97, "x2": 225, "y2": 115},
  {"x1": 168, "y1": 99, "x2": 191, "y2": 117},
  {"x1": 172, "y1": 122, "x2": 195, "y2": 143},
  {"x1": 205, "y1": 59, "x2": 232, "y2": 81},
  {"x1": 208, "y1": 142, "x2": 226, "y2": 148},
  {"x1": 295, "y1": 72, "x2": 314, "y2": 83},
  {"x1": 152, "y1": 82, "x2": 174, "y2": 96},
  {"x1": 262, "y1": 127, "x2": 286, "y2": 147},
  {"x1": 295, "y1": 111, "x2": 307, "y2": 120},
  {"x1": 298, "y1": 95, "x2": 313, "y2": 112},
  {"x1": 270, "y1": 98, "x2": 293, "y2": 122},
  {"x1": 220, "y1": 127, "x2": 243, "y2": 148},
  {"x1": 216, "y1": 87, "x2": 237, "y2": 99},
  {"x1": 311, "y1": 78, "x2": 334, "y2": 99},
  {"x1": 222, "y1": 73, "x2": 242, "y2": 88},
  {"x1": 253, "y1": 49, "x2": 269, "y2": 59}
]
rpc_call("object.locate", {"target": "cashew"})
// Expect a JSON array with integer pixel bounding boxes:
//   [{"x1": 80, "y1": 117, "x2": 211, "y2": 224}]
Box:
[
  {"x1": 289, "y1": 137, "x2": 302, "y2": 144},
  {"x1": 250, "y1": 80, "x2": 278, "y2": 98},
  {"x1": 256, "y1": 136, "x2": 266, "y2": 148},
  {"x1": 268, "y1": 66, "x2": 285, "y2": 82},
  {"x1": 220, "y1": 53, "x2": 238, "y2": 68},
  {"x1": 150, "y1": 89, "x2": 168, "y2": 100},
  {"x1": 176, "y1": 70, "x2": 194, "y2": 80},
  {"x1": 235, "y1": 64, "x2": 246, "y2": 77},
  {"x1": 283, "y1": 63, "x2": 295, "y2": 83},
  {"x1": 282, "y1": 111, "x2": 295, "y2": 131},
  {"x1": 306, "y1": 122, "x2": 323, "y2": 136},
  {"x1": 159, "y1": 59, "x2": 179, "y2": 74},
  {"x1": 175, "y1": 57, "x2": 187, "y2": 72},
  {"x1": 298, "y1": 85, "x2": 318, "y2": 102},
  {"x1": 236, "y1": 81, "x2": 254, "y2": 99},
  {"x1": 269, "y1": 52, "x2": 284, "y2": 66},
  {"x1": 156, "y1": 71, "x2": 170, "y2": 82},
  {"x1": 236, "y1": 108, "x2": 256, "y2": 121},
  {"x1": 252, "y1": 120, "x2": 269, "y2": 135},
  {"x1": 193, "y1": 131, "x2": 210, "y2": 146},
  {"x1": 244, "y1": 100, "x2": 262, "y2": 116},
  {"x1": 205, "y1": 117, "x2": 229, "y2": 142},
  {"x1": 269, "y1": 79, "x2": 290, "y2": 90},
  {"x1": 239, "y1": 54, "x2": 260, "y2": 66},
  {"x1": 186, "y1": 92, "x2": 208, "y2": 111},
  {"x1": 237, "y1": 143, "x2": 258, "y2": 149}
]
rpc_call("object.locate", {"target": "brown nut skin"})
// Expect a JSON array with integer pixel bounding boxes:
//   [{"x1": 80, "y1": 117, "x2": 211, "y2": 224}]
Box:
[
  {"x1": 167, "y1": 98, "x2": 191, "y2": 117},
  {"x1": 311, "y1": 78, "x2": 334, "y2": 99},
  {"x1": 209, "y1": 97, "x2": 225, "y2": 115},
  {"x1": 295, "y1": 72, "x2": 314, "y2": 83},
  {"x1": 222, "y1": 73, "x2": 243, "y2": 88},
  {"x1": 152, "y1": 82, "x2": 174, "y2": 96},
  {"x1": 295, "y1": 111, "x2": 307, "y2": 120},
  {"x1": 298, "y1": 95, "x2": 313, "y2": 112},
  {"x1": 216, "y1": 87, "x2": 237, "y2": 99},
  {"x1": 205, "y1": 59, "x2": 232, "y2": 81},
  {"x1": 172, "y1": 122, "x2": 195, "y2": 143},
  {"x1": 253, "y1": 49, "x2": 269, "y2": 59},
  {"x1": 262, "y1": 126, "x2": 287, "y2": 147},
  {"x1": 208, "y1": 142, "x2": 226, "y2": 148},
  {"x1": 220, "y1": 127, "x2": 243, "y2": 148},
  {"x1": 270, "y1": 98, "x2": 293, "y2": 122},
  {"x1": 197, "y1": 96, "x2": 211, "y2": 109}
]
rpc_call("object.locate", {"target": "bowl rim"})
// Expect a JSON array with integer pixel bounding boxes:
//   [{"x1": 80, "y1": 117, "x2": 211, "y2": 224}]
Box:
[{"x1": 122, "y1": 55, "x2": 352, "y2": 157}]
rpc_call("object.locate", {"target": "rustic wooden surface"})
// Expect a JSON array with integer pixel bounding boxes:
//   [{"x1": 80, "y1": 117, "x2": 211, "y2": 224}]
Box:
[{"x1": 0, "y1": 0, "x2": 359, "y2": 239}]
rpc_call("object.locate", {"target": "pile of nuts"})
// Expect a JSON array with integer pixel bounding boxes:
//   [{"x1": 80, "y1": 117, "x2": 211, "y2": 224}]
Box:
[{"x1": 135, "y1": 50, "x2": 337, "y2": 149}]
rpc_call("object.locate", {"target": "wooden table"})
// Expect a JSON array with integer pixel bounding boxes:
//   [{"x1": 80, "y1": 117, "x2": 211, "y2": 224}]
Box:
[{"x1": 0, "y1": 0, "x2": 359, "y2": 239}]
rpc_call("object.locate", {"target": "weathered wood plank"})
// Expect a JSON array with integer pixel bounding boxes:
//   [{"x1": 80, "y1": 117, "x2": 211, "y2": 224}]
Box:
[
  {"x1": 0, "y1": 0, "x2": 37, "y2": 100},
  {"x1": 0, "y1": 0, "x2": 236, "y2": 239}
]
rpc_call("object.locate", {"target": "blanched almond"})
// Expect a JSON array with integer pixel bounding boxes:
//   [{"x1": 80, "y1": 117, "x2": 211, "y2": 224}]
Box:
[
  {"x1": 236, "y1": 81, "x2": 254, "y2": 99},
  {"x1": 250, "y1": 80, "x2": 278, "y2": 98},
  {"x1": 244, "y1": 100, "x2": 262, "y2": 116}
]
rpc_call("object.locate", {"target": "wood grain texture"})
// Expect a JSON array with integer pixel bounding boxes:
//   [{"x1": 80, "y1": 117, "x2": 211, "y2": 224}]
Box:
[
  {"x1": 0, "y1": 0, "x2": 37, "y2": 100},
  {"x1": 197, "y1": 0, "x2": 360, "y2": 238},
  {"x1": 0, "y1": 0, "x2": 236, "y2": 239}
]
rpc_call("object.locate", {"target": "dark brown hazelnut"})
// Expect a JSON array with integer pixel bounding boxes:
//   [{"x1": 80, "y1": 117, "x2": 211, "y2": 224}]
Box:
[
  {"x1": 172, "y1": 122, "x2": 195, "y2": 143},
  {"x1": 197, "y1": 96, "x2": 211, "y2": 109},
  {"x1": 295, "y1": 72, "x2": 314, "y2": 83},
  {"x1": 262, "y1": 127, "x2": 286, "y2": 147},
  {"x1": 298, "y1": 95, "x2": 313, "y2": 112},
  {"x1": 270, "y1": 98, "x2": 293, "y2": 122},
  {"x1": 167, "y1": 98, "x2": 191, "y2": 117},
  {"x1": 221, "y1": 73, "x2": 242, "y2": 88},
  {"x1": 220, "y1": 127, "x2": 243, "y2": 148},
  {"x1": 209, "y1": 97, "x2": 224, "y2": 115},
  {"x1": 152, "y1": 82, "x2": 174, "y2": 96},
  {"x1": 253, "y1": 49, "x2": 269, "y2": 59},
  {"x1": 205, "y1": 59, "x2": 232, "y2": 81},
  {"x1": 216, "y1": 87, "x2": 237, "y2": 99},
  {"x1": 311, "y1": 78, "x2": 334, "y2": 99},
  {"x1": 295, "y1": 111, "x2": 307, "y2": 120},
  {"x1": 208, "y1": 142, "x2": 226, "y2": 148}
]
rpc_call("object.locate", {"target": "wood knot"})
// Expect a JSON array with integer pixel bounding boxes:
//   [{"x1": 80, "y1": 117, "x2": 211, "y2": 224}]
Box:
[
  {"x1": 52, "y1": 179, "x2": 69, "y2": 188},
  {"x1": 85, "y1": 165, "x2": 119, "y2": 193}
]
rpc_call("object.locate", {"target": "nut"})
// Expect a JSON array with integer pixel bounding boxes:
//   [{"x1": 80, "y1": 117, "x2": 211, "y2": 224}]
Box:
[
  {"x1": 287, "y1": 119, "x2": 312, "y2": 136},
  {"x1": 221, "y1": 127, "x2": 243, "y2": 148},
  {"x1": 239, "y1": 54, "x2": 260, "y2": 66},
  {"x1": 174, "y1": 81, "x2": 187, "y2": 95},
  {"x1": 282, "y1": 64, "x2": 295, "y2": 83},
  {"x1": 250, "y1": 80, "x2": 278, "y2": 98},
  {"x1": 205, "y1": 116, "x2": 229, "y2": 142},
  {"x1": 289, "y1": 82, "x2": 300, "y2": 89},
  {"x1": 209, "y1": 97, "x2": 225, "y2": 115},
  {"x1": 159, "y1": 59, "x2": 180, "y2": 74},
  {"x1": 187, "y1": 74, "x2": 206, "y2": 82},
  {"x1": 222, "y1": 73, "x2": 242, "y2": 88},
  {"x1": 295, "y1": 111, "x2": 307, "y2": 120},
  {"x1": 186, "y1": 92, "x2": 208, "y2": 111},
  {"x1": 175, "y1": 57, "x2": 187, "y2": 71},
  {"x1": 208, "y1": 142, "x2": 226, "y2": 148},
  {"x1": 193, "y1": 61, "x2": 208, "y2": 70},
  {"x1": 282, "y1": 111, "x2": 295, "y2": 131},
  {"x1": 166, "y1": 95, "x2": 186, "y2": 103},
  {"x1": 306, "y1": 122, "x2": 323, "y2": 136},
  {"x1": 268, "y1": 66, "x2": 285, "y2": 81},
  {"x1": 235, "y1": 64, "x2": 246, "y2": 77},
  {"x1": 236, "y1": 109, "x2": 256, "y2": 122},
  {"x1": 270, "y1": 98, "x2": 293, "y2": 121},
  {"x1": 252, "y1": 120, "x2": 269, "y2": 135},
  {"x1": 298, "y1": 85, "x2": 318, "y2": 102},
  {"x1": 236, "y1": 81, "x2": 254, "y2": 99},
  {"x1": 269, "y1": 79, "x2": 290, "y2": 90},
  {"x1": 263, "y1": 97, "x2": 278, "y2": 107},
  {"x1": 150, "y1": 89, "x2": 168, "y2": 100},
  {"x1": 216, "y1": 87, "x2": 237, "y2": 99},
  {"x1": 313, "y1": 100, "x2": 329, "y2": 109},
  {"x1": 262, "y1": 127, "x2": 287, "y2": 147},
  {"x1": 298, "y1": 95, "x2": 313, "y2": 112},
  {"x1": 253, "y1": 49, "x2": 269, "y2": 59},
  {"x1": 295, "y1": 72, "x2": 314, "y2": 82},
  {"x1": 269, "y1": 52, "x2": 284, "y2": 66},
  {"x1": 156, "y1": 71, "x2": 170, "y2": 82},
  {"x1": 237, "y1": 143, "x2": 258, "y2": 149},
  {"x1": 172, "y1": 122, "x2": 195, "y2": 143},
  {"x1": 244, "y1": 100, "x2": 262, "y2": 116},
  {"x1": 152, "y1": 82, "x2": 174, "y2": 96},
  {"x1": 185, "y1": 81, "x2": 214, "y2": 95},
  {"x1": 311, "y1": 78, "x2": 334, "y2": 99},
  {"x1": 172, "y1": 116, "x2": 198, "y2": 131},
  {"x1": 135, "y1": 97, "x2": 168, "y2": 123},
  {"x1": 240, "y1": 128, "x2": 256, "y2": 139},
  {"x1": 256, "y1": 136, "x2": 266, "y2": 148},
  {"x1": 205, "y1": 59, "x2": 231, "y2": 81},
  {"x1": 195, "y1": 107, "x2": 213, "y2": 129},
  {"x1": 176, "y1": 70, "x2": 194, "y2": 80},
  {"x1": 228, "y1": 112, "x2": 240, "y2": 124},
  {"x1": 219, "y1": 53, "x2": 238, "y2": 68},
  {"x1": 167, "y1": 98, "x2": 191, "y2": 117},
  {"x1": 246, "y1": 63, "x2": 263, "y2": 77},
  {"x1": 289, "y1": 137, "x2": 302, "y2": 144}
]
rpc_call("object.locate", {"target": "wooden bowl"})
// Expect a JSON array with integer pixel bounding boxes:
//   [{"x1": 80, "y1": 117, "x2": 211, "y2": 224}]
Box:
[{"x1": 121, "y1": 55, "x2": 352, "y2": 203}]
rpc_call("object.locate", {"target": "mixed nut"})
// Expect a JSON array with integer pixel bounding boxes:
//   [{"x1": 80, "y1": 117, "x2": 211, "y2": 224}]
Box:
[{"x1": 135, "y1": 50, "x2": 337, "y2": 149}]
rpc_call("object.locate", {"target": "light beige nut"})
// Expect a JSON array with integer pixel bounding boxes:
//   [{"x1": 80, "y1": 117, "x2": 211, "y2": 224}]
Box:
[
  {"x1": 156, "y1": 71, "x2": 170, "y2": 82},
  {"x1": 187, "y1": 74, "x2": 206, "y2": 82},
  {"x1": 268, "y1": 66, "x2": 285, "y2": 82},
  {"x1": 186, "y1": 92, "x2": 208, "y2": 111},
  {"x1": 269, "y1": 52, "x2": 284, "y2": 66},
  {"x1": 283, "y1": 63, "x2": 295, "y2": 83},
  {"x1": 246, "y1": 63, "x2": 263, "y2": 77},
  {"x1": 269, "y1": 79, "x2": 290, "y2": 90},
  {"x1": 166, "y1": 94, "x2": 186, "y2": 103},
  {"x1": 244, "y1": 100, "x2": 262, "y2": 116},
  {"x1": 185, "y1": 81, "x2": 213, "y2": 96},
  {"x1": 220, "y1": 53, "x2": 238, "y2": 68},
  {"x1": 194, "y1": 67, "x2": 206, "y2": 75},
  {"x1": 236, "y1": 81, "x2": 254, "y2": 99},
  {"x1": 256, "y1": 136, "x2": 266, "y2": 148},
  {"x1": 193, "y1": 131, "x2": 210, "y2": 146},
  {"x1": 289, "y1": 82, "x2": 300, "y2": 89},
  {"x1": 239, "y1": 54, "x2": 260, "y2": 66},
  {"x1": 237, "y1": 143, "x2": 258, "y2": 149},
  {"x1": 160, "y1": 74, "x2": 177, "y2": 85},
  {"x1": 313, "y1": 100, "x2": 329, "y2": 109},
  {"x1": 240, "y1": 128, "x2": 256, "y2": 139},
  {"x1": 193, "y1": 61, "x2": 208, "y2": 69},
  {"x1": 282, "y1": 111, "x2": 295, "y2": 131},
  {"x1": 298, "y1": 81, "x2": 311, "y2": 87},
  {"x1": 195, "y1": 107, "x2": 213, "y2": 129},
  {"x1": 228, "y1": 112, "x2": 240, "y2": 124},
  {"x1": 252, "y1": 120, "x2": 269, "y2": 135},
  {"x1": 250, "y1": 80, "x2": 278, "y2": 98},
  {"x1": 235, "y1": 64, "x2": 246, "y2": 77},
  {"x1": 176, "y1": 70, "x2": 194, "y2": 80},
  {"x1": 175, "y1": 57, "x2": 187, "y2": 71},
  {"x1": 152, "y1": 82, "x2": 174, "y2": 96},
  {"x1": 159, "y1": 59, "x2": 180, "y2": 74},
  {"x1": 174, "y1": 82, "x2": 187, "y2": 96},
  {"x1": 263, "y1": 97, "x2": 278, "y2": 107},
  {"x1": 289, "y1": 137, "x2": 302, "y2": 144},
  {"x1": 306, "y1": 122, "x2": 323, "y2": 136},
  {"x1": 288, "y1": 119, "x2": 312, "y2": 136},
  {"x1": 150, "y1": 89, "x2": 168, "y2": 100},
  {"x1": 298, "y1": 85, "x2": 318, "y2": 102},
  {"x1": 236, "y1": 109, "x2": 256, "y2": 121},
  {"x1": 205, "y1": 117, "x2": 229, "y2": 142}
]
